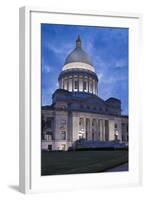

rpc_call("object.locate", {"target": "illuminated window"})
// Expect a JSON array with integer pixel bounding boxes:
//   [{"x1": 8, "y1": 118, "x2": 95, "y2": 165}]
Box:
[{"x1": 61, "y1": 144, "x2": 66, "y2": 151}]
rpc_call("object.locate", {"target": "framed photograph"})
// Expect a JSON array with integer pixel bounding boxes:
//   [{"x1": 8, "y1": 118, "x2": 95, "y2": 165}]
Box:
[{"x1": 19, "y1": 7, "x2": 142, "y2": 193}]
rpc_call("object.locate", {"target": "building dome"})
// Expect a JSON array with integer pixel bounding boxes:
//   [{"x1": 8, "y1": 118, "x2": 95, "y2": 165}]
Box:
[
  {"x1": 63, "y1": 36, "x2": 95, "y2": 72},
  {"x1": 64, "y1": 36, "x2": 92, "y2": 66},
  {"x1": 59, "y1": 36, "x2": 98, "y2": 95}
]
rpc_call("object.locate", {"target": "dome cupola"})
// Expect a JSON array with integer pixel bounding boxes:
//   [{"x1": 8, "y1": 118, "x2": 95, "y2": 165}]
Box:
[{"x1": 64, "y1": 36, "x2": 92, "y2": 66}]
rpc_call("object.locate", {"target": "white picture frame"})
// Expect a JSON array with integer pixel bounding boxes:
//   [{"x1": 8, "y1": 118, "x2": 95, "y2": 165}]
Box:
[{"x1": 19, "y1": 6, "x2": 143, "y2": 194}]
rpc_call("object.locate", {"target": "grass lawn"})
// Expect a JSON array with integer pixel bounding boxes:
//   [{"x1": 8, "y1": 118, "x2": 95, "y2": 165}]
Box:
[{"x1": 41, "y1": 150, "x2": 128, "y2": 176}]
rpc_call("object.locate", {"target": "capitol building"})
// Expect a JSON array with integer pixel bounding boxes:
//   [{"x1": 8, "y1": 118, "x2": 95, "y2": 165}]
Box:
[{"x1": 41, "y1": 36, "x2": 128, "y2": 151}]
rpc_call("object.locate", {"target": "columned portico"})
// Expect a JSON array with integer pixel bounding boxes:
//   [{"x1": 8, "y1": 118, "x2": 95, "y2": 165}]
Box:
[{"x1": 77, "y1": 116, "x2": 110, "y2": 142}]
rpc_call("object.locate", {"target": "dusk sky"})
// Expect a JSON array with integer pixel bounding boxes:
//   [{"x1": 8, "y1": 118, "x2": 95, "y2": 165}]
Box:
[{"x1": 41, "y1": 24, "x2": 128, "y2": 115}]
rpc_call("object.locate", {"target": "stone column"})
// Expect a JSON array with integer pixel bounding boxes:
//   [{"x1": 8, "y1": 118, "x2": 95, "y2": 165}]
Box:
[
  {"x1": 78, "y1": 74, "x2": 79, "y2": 91},
  {"x1": 79, "y1": 76, "x2": 81, "y2": 91},
  {"x1": 98, "y1": 120, "x2": 100, "y2": 140},
  {"x1": 93, "y1": 79, "x2": 96, "y2": 94},
  {"x1": 108, "y1": 120, "x2": 115, "y2": 141},
  {"x1": 65, "y1": 78, "x2": 67, "y2": 90},
  {"x1": 72, "y1": 113, "x2": 79, "y2": 142},
  {"x1": 102, "y1": 120, "x2": 105, "y2": 141},
  {"x1": 67, "y1": 76, "x2": 69, "y2": 91},
  {"x1": 67, "y1": 109, "x2": 72, "y2": 142},
  {"x1": 89, "y1": 78, "x2": 92, "y2": 93},
  {"x1": 62, "y1": 78, "x2": 64, "y2": 89},
  {"x1": 68, "y1": 77, "x2": 72, "y2": 91},
  {"x1": 89, "y1": 118, "x2": 92, "y2": 140},
  {"x1": 99, "y1": 119, "x2": 103, "y2": 141}
]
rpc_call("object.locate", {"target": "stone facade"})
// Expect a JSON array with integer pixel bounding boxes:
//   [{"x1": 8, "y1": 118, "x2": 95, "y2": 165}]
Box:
[{"x1": 41, "y1": 36, "x2": 128, "y2": 151}]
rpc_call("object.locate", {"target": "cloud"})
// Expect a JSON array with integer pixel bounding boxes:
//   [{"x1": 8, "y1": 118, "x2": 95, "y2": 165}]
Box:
[
  {"x1": 47, "y1": 43, "x2": 73, "y2": 57},
  {"x1": 84, "y1": 39, "x2": 94, "y2": 56},
  {"x1": 115, "y1": 59, "x2": 128, "y2": 68},
  {"x1": 94, "y1": 56, "x2": 107, "y2": 70},
  {"x1": 101, "y1": 74, "x2": 128, "y2": 84},
  {"x1": 42, "y1": 64, "x2": 51, "y2": 73}
]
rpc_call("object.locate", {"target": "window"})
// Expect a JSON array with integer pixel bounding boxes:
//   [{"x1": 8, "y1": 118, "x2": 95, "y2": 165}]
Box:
[
  {"x1": 92, "y1": 132, "x2": 94, "y2": 141},
  {"x1": 61, "y1": 131, "x2": 66, "y2": 140},
  {"x1": 74, "y1": 80, "x2": 78, "y2": 89},
  {"x1": 47, "y1": 118, "x2": 52, "y2": 128},
  {"x1": 61, "y1": 144, "x2": 66, "y2": 151},
  {"x1": 80, "y1": 104, "x2": 84, "y2": 109},
  {"x1": 61, "y1": 119, "x2": 66, "y2": 125},
  {"x1": 99, "y1": 107, "x2": 102, "y2": 112},
  {"x1": 79, "y1": 134, "x2": 82, "y2": 140},
  {"x1": 87, "y1": 105, "x2": 90, "y2": 109},
  {"x1": 58, "y1": 105, "x2": 66, "y2": 110},
  {"x1": 60, "y1": 119, "x2": 66, "y2": 129},
  {"x1": 115, "y1": 124, "x2": 118, "y2": 129},
  {"x1": 48, "y1": 145, "x2": 52, "y2": 151},
  {"x1": 83, "y1": 81, "x2": 86, "y2": 90},
  {"x1": 46, "y1": 133, "x2": 52, "y2": 141},
  {"x1": 46, "y1": 131, "x2": 52, "y2": 135}
]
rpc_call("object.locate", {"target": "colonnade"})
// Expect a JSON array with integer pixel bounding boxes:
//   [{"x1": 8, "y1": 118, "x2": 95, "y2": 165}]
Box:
[
  {"x1": 59, "y1": 74, "x2": 97, "y2": 95},
  {"x1": 78, "y1": 117, "x2": 109, "y2": 141}
]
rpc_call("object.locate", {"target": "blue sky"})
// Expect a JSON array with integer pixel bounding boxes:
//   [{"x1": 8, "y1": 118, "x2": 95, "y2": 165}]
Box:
[{"x1": 41, "y1": 24, "x2": 128, "y2": 115}]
